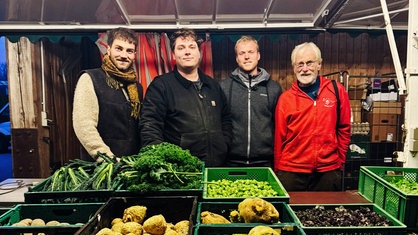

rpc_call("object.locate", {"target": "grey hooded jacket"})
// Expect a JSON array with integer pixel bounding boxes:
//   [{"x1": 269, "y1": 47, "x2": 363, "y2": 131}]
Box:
[{"x1": 219, "y1": 67, "x2": 282, "y2": 166}]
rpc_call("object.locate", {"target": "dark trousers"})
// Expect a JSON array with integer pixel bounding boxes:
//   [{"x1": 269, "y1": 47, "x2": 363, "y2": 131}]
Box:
[{"x1": 276, "y1": 170, "x2": 342, "y2": 192}]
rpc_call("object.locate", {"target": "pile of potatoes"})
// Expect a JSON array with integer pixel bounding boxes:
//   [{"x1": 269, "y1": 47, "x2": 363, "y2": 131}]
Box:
[
  {"x1": 11, "y1": 218, "x2": 81, "y2": 226},
  {"x1": 96, "y1": 205, "x2": 190, "y2": 235}
]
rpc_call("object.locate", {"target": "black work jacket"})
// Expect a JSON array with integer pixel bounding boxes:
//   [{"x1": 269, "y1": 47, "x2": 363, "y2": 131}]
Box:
[{"x1": 139, "y1": 67, "x2": 232, "y2": 167}]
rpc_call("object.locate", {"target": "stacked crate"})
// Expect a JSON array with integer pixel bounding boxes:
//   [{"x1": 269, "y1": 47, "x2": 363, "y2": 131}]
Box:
[
  {"x1": 365, "y1": 101, "x2": 402, "y2": 143},
  {"x1": 345, "y1": 97, "x2": 371, "y2": 190}
]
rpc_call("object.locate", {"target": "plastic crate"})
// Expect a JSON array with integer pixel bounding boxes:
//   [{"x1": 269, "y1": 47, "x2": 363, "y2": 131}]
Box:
[
  {"x1": 24, "y1": 178, "x2": 114, "y2": 203},
  {"x1": 202, "y1": 167, "x2": 289, "y2": 202},
  {"x1": 0, "y1": 203, "x2": 103, "y2": 235},
  {"x1": 358, "y1": 166, "x2": 418, "y2": 230},
  {"x1": 195, "y1": 200, "x2": 301, "y2": 234},
  {"x1": 194, "y1": 224, "x2": 306, "y2": 235},
  {"x1": 75, "y1": 196, "x2": 198, "y2": 235},
  {"x1": 290, "y1": 203, "x2": 407, "y2": 235},
  {"x1": 25, "y1": 177, "x2": 203, "y2": 204}
]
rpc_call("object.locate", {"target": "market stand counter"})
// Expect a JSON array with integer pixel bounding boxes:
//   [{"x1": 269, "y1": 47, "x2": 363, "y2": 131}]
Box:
[
  {"x1": 289, "y1": 190, "x2": 370, "y2": 204},
  {"x1": 0, "y1": 178, "x2": 44, "y2": 208}
]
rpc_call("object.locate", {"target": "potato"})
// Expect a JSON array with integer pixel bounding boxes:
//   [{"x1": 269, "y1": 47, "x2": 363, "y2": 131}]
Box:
[
  {"x1": 31, "y1": 218, "x2": 46, "y2": 226},
  {"x1": 143, "y1": 214, "x2": 167, "y2": 235},
  {"x1": 46, "y1": 220, "x2": 60, "y2": 226}
]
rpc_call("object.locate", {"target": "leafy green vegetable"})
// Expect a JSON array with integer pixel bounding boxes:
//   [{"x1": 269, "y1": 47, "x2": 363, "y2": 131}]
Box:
[
  {"x1": 42, "y1": 159, "x2": 99, "y2": 191},
  {"x1": 38, "y1": 143, "x2": 203, "y2": 193},
  {"x1": 121, "y1": 142, "x2": 203, "y2": 192},
  {"x1": 386, "y1": 177, "x2": 418, "y2": 194}
]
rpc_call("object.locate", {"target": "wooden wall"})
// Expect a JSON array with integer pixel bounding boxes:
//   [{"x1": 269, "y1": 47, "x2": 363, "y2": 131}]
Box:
[
  {"x1": 6, "y1": 37, "x2": 100, "y2": 177},
  {"x1": 5, "y1": 30, "x2": 408, "y2": 177},
  {"x1": 211, "y1": 31, "x2": 407, "y2": 90}
]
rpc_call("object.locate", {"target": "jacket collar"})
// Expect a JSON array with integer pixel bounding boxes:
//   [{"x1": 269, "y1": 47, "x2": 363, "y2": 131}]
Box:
[{"x1": 174, "y1": 66, "x2": 210, "y2": 89}]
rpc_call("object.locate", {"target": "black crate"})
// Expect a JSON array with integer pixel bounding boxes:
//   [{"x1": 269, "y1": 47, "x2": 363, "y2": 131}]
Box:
[
  {"x1": 75, "y1": 196, "x2": 198, "y2": 235},
  {"x1": 0, "y1": 203, "x2": 103, "y2": 235},
  {"x1": 290, "y1": 204, "x2": 407, "y2": 235}
]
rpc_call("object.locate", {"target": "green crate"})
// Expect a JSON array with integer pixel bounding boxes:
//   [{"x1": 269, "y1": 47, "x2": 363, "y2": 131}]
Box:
[
  {"x1": 196, "y1": 201, "x2": 302, "y2": 235},
  {"x1": 358, "y1": 166, "x2": 418, "y2": 230},
  {"x1": 202, "y1": 167, "x2": 289, "y2": 202},
  {"x1": 75, "y1": 196, "x2": 198, "y2": 235},
  {"x1": 290, "y1": 203, "x2": 407, "y2": 235},
  {"x1": 0, "y1": 203, "x2": 103, "y2": 235},
  {"x1": 194, "y1": 224, "x2": 306, "y2": 235}
]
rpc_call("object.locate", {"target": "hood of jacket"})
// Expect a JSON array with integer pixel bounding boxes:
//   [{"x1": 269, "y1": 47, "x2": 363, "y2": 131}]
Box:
[{"x1": 231, "y1": 67, "x2": 270, "y2": 88}]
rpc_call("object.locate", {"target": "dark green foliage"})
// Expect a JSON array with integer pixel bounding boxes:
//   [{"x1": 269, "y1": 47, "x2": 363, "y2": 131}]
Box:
[
  {"x1": 121, "y1": 142, "x2": 204, "y2": 192},
  {"x1": 38, "y1": 143, "x2": 203, "y2": 193}
]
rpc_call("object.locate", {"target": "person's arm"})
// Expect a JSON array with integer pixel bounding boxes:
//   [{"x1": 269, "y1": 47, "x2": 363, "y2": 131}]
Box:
[
  {"x1": 273, "y1": 96, "x2": 286, "y2": 172},
  {"x1": 219, "y1": 86, "x2": 232, "y2": 148},
  {"x1": 139, "y1": 78, "x2": 166, "y2": 147},
  {"x1": 336, "y1": 83, "x2": 351, "y2": 166},
  {"x1": 72, "y1": 73, "x2": 114, "y2": 161}
]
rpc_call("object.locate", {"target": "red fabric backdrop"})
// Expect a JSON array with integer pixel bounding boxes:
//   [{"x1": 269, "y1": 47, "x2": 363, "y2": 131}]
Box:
[{"x1": 95, "y1": 32, "x2": 213, "y2": 95}]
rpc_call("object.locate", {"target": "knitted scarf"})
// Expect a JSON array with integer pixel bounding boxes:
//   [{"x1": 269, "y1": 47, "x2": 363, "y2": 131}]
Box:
[{"x1": 101, "y1": 53, "x2": 140, "y2": 120}]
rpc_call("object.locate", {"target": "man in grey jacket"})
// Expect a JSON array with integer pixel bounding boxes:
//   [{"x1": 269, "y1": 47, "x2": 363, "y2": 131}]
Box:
[{"x1": 220, "y1": 35, "x2": 282, "y2": 167}]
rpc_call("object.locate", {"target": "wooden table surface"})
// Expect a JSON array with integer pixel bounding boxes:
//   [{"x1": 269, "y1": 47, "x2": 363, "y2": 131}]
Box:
[{"x1": 288, "y1": 190, "x2": 370, "y2": 204}]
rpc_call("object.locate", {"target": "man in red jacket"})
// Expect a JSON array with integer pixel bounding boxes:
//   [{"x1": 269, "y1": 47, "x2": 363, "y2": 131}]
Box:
[{"x1": 274, "y1": 42, "x2": 351, "y2": 191}]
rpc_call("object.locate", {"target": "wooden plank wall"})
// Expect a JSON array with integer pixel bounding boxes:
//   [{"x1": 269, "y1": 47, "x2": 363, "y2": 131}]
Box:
[
  {"x1": 212, "y1": 31, "x2": 407, "y2": 91},
  {"x1": 6, "y1": 37, "x2": 50, "y2": 177},
  {"x1": 6, "y1": 37, "x2": 101, "y2": 176}
]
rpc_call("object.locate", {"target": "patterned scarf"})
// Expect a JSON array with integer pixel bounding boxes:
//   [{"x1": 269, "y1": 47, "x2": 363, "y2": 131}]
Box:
[{"x1": 101, "y1": 53, "x2": 140, "y2": 120}]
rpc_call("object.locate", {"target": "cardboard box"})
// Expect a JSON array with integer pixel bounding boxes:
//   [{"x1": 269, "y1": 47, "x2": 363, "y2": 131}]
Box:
[
  {"x1": 373, "y1": 101, "x2": 402, "y2": 108},
  {"x1": 366, "y1": 113, "x2": 398, "y2": 125},
  {"x1": 371, "y1": 125, "x2": 397, "y2": 142},
  {"x1": 348, "y1": 89, "x2": 367, "y2": 100},
  {"x1": 349, "y1": 100, "x2": 361, "y2": 107},
  {"x1": 371, "y1": 101, "x2": 402, "y2": 114},
  {"x1": 368, "y1": 92, "x2": 398, "y2": 101},
  {"x1": 351, "y1": 106, "x2": 362, "y2": 123},
  {"x1": 350, "y1": 100, "x2": 362, "y2": 123}
]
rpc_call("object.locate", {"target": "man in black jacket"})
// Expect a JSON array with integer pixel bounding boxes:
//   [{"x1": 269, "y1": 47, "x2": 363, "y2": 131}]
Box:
[
  {"x1": 139, "y1": 28, "x2": 232, "y2": 167},
  {"x1": 220, "y1": 35, "x2": 282, "y2": 167}
]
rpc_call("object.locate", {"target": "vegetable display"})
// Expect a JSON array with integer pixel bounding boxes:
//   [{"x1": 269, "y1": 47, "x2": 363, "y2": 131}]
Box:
[
  {"x1": 294, "y1": 205, "x2": 392, "y2": 227},
  {"x1": 120, "y1": 142, "x2": 203, "y2": 192},
  {"x1": 206, "y1": 179, "x2": 278, "y2": 198},
  {"x1": 386, "y1": 177, "x2": 418, "y2": 194},
  {"x1": 37, "y1": 142, "x2": 203, "y2": 192},
  {"x1": 200, "y1": 198, "x2": 280, "y2": 224},
  {"x1": 10, "y1": 218, "x2": 82, "y2": 227},
  {"x1": 95, "y1": 204, "x2": 190, "y2": 235}
]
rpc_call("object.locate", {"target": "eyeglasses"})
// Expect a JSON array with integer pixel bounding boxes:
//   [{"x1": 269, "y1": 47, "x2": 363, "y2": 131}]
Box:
[{"x1": 295, "y1": 60, "x2": 316, "y2": 69}]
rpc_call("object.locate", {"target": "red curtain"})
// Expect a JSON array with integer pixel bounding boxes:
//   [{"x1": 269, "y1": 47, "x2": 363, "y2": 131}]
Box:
[
  {"x1": 95, "y1": 32, "x2": 213, "y2": 94},
  {"x1": 200, "y1": 35, "x2": 213, "y2": 78}
]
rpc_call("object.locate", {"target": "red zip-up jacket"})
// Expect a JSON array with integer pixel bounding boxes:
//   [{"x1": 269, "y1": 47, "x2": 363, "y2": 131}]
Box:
[{"x1": 274, "y1": 76, "x2": 351, "y2": 173}]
